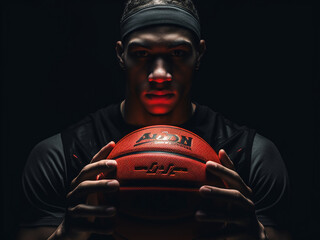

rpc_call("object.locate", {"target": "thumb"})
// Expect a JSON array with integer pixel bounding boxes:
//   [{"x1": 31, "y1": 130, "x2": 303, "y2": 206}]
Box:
[{"x1": 91, "y1": 141, "x2": 116, "y2": 163}]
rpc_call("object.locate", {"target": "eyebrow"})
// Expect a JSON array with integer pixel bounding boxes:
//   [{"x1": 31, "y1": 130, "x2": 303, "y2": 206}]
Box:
[{"x1": 127, "y1": 40, "x2": 193, "y2": 50}]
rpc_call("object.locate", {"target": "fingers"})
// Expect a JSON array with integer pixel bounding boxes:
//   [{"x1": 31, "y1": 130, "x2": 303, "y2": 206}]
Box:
[
  {"x1": 198, "y1": 185, "x2": 258, "y2": 238},
  {"x1": 68, "y1": 204, "x2": 116, "y2": 218},
  {"x1": 91, "y1": 141, "x2": 116, "y2": 163},
  {"x1": 67, "y1": 179, "x2": 119, "y2": 205},
  {"x1": 206, "y1": 160, "x2": 252, "y2": 198},
  {"x1": 71, "y1": 141, "x2": 117, "y2": 190},
  {"x1": 198, "y1": 150, "x2": 259, "y2": 240},
  {"x1": 218, "y1": 149, "x2": 235, "y2": 170},
  {"x1": 71, "y1": 160, "x2": 117, "y2": 190},
  {"x1": 199, "y1": 185, "x2": 254, "y2": 213},
  {"x1": 63, "y1": 142, "x2": 118, "y2": 237}
]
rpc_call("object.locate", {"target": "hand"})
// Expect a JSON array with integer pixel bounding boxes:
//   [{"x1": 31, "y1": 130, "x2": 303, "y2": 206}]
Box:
[
  {"x1": 196, "y1": 149, "x2": 267, "y2": 240},
  {"x1": 49, "y1": 141, "x2": 119, "y2": 240}
]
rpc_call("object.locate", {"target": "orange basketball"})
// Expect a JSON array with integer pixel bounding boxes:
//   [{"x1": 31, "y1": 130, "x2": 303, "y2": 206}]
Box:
[{"x1": 97, "y1": 125, "x2": 227, "y2": 240}]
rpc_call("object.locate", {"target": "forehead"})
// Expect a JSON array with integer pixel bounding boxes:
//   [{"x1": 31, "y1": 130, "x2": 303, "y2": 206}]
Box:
[{"x1": 124, "y1": 25, "x2": 196, "y2": 48}]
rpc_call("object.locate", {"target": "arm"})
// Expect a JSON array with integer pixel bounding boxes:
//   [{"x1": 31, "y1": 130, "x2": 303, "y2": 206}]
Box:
[
  {"x1": 17, "y1": 134, "x2": 66, "y2": 240},
  {"x1": 251, "y1": 134, "x2": 291, "y2": 240}
]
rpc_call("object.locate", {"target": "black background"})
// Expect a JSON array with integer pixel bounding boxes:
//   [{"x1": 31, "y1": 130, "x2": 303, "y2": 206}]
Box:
[{"x1": 1, "y1": 0, "x2": 319, "y2": 239}]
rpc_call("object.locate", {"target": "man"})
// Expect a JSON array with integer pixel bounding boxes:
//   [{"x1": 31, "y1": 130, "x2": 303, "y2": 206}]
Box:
[{"x1": 17, "y1": 0, "x2": 291, "y2": 239}]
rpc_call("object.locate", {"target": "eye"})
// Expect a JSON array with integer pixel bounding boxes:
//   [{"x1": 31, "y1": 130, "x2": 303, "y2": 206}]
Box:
[
  {"x1": 133, "y1": 50, "x2": 149, "y2": 58},
  {"x1": 171, "y1": 49, "x2": 187, "y2": 57}
]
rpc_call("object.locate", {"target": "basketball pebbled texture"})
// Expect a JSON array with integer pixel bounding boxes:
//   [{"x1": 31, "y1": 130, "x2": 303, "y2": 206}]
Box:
[{"x1": 97, "y1": 125, "x2": 227, "y2": 240}]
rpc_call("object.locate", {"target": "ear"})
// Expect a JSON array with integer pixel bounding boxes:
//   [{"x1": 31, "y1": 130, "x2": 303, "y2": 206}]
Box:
[
  {"x1": 116, "y1": 41, "x2": 125, "y2": 70},
  {"x1": 195, "y1": 39, "x2": 206, "y2": 70}
]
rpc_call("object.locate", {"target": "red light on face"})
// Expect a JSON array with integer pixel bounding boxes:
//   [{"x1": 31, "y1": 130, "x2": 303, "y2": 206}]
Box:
[
  {"x1": 151, "y1": 106, "x2": 172, "y2": 115},
  {"x1": 142, "y1": 90, "x2": 178, "y2": 115},
  {"x1": 148, "y1": 77, "x2": 172, "y2": 83}
]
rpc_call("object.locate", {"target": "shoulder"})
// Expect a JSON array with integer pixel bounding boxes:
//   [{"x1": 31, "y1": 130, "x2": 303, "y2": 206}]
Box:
[
  {"x1": 23, "y1": 133, "x2": 66, "y2": 191},
  {"x1": 249, "y1": 133, "x2": 289, "y2": 201},
  {"x1": 65, "y1": 103, "x2": 120, "y2": 132},
  {"x1": 61, "y1": 103, "x2": 122, "y2": 155},
  {"x1": 252, "y1": 133, "x2": 279, "y2": 158},
  {"x1": 249, "y1": 133, "x2": 290, "y2": 227},
  {"x1": 22, "y1": 133, "x2": 67, "y2": 204},
  {"x1": 21, "y1": 133, "x2": 66, "y2": 226},
  {"x1": 24, "y1": 133, "x2": 64, "y2": 173},
  {"x1": 191, "y1": 103, "x2": 255, "y2": 144},
  {"x1": 251, "y1": 133, "x2": 288, "y2": 176}
]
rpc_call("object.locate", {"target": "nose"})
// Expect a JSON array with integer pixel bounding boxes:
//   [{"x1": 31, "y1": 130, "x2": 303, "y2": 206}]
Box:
[{"x1": 148, "y1": 58, "x2": 172, "y2": 83}]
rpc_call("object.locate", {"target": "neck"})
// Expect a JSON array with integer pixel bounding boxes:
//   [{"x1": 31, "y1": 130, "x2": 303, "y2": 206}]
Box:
[{"x1": 121, "y1": 100, "x2": 196, "y2": 127}]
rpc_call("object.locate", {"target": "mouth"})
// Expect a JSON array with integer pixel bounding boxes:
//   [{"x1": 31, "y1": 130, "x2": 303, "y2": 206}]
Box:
[
  {"x1": 141, "y1": 90, "x2": 178, "y2": 114},
  {"x1": 145, "y1": 90, "x2": 175, "y2": 99},
  {"x1": 143, "y1": 91, "x2": 177, "y2": 104},
  {"x1": 145, "y1": 93, "x2": 175, "y2": 100}
]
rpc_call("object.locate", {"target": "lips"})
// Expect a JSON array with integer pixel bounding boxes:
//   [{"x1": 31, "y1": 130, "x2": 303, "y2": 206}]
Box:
[
  {"x1": 144, "y1": 91, "x2": 176, "y2": 104},
  {"x1": 146, "y1": 92, "x2": 175, "y2": 99},
  {"x1": 146, "y1": 94, "x2": 174, "y2": 100}
]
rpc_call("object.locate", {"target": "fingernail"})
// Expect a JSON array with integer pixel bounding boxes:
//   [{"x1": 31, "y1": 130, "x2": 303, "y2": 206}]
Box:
[
  {"x1": 207, "y1": 161, "x2": 218, "y2": 168},
  {"x1": 200, "y1": 186, "x2": 212, "y2": 194},
  {"x1": 106, "y1": 160, "x2": 117, "y2": 167},
  {"x1": 107, "y1": 180, "x2": 119, "y2": 188}
]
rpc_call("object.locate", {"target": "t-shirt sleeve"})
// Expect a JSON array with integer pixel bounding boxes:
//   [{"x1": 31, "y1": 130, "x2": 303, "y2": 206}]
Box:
[
  {"x1": 249, "y1": 133, "x2": 290, "y2": 228},
  {"x1": 20, "y1": 133, "x2": 67, "y2": 227}
]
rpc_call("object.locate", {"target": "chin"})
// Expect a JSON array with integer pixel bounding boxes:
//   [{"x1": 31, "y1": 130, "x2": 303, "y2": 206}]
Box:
[{"x1": 146, "y1": 105, "x2": 173, "y2": 116}]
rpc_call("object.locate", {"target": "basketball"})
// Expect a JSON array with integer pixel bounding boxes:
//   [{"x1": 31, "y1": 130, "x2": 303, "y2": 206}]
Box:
[{"x1": 97, "y1": 125, "x2": 227, "y2": 240}]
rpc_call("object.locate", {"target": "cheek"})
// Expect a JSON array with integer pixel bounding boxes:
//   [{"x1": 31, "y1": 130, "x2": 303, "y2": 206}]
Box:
[
  {"x1": 125, "y1": 61, "x2": 149, "y2": 88},
  {"x1": 125, "y1": 71, "x2": 148, "y2": 96},
  {"x1": 126, "y1": 61, "x2": 147, "y2": 77},
  {"x1": 173, "y1": 56, "x2": 196, "y2": 76},
  {"x1": 171, "y1": 77, "x2": 192, "y2": 100},
  {"x1": 174, "y1": 63, "x2": 194, "y2": 88}
]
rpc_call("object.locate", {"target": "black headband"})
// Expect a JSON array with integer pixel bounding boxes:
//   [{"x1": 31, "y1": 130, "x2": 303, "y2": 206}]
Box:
[{"x1": 120, "y1": 5, "x2": 201, "y2": 40}]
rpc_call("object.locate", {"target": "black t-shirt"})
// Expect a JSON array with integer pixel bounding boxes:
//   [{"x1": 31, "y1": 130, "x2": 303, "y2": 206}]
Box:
[{"x1": 20, "y1": 102, "x2": 290, "y2": 230}]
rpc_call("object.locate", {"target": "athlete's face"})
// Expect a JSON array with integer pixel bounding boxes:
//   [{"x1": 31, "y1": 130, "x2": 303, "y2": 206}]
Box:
[{"x1": 116, "y1": 26, "x2": 205, "y2": 116}]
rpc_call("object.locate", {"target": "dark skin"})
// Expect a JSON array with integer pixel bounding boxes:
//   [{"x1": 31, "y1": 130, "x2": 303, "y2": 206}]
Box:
[{"x1": 17, "y1": 26, "x2": 291, "y2": 240}]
